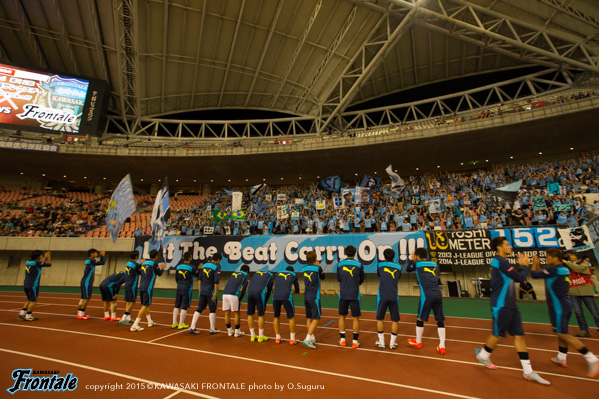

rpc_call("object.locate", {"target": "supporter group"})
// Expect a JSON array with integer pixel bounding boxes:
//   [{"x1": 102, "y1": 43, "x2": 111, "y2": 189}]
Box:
[{"x1": 0, "y1": 151, "x2": 597, "y2": 238}]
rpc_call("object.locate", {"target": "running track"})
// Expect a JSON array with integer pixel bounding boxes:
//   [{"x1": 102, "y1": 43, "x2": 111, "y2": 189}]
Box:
[{"x1": 0, "y1": 292, "x2": 597, "y2": 398}]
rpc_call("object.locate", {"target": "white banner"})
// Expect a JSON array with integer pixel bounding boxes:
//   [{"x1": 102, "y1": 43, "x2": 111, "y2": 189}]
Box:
[
  {"x1": 277, "y1": 194, "x2": 287, "y2": 201},
  {"x1": 277, "y1": 205, "x2": 288, "y2": 220},
  {"x1": 203, "y1": 226, "x2": 214, "y2": 235},
  {"x1": 232, "y1": 191, "x2": 243, "y2": 212},
  {"x1": 316, "y1": 200, "x2": 326, "y2": 210},
  {"x1": 558, "y1": 226, "x2": 594, "y2": 251},
  {"x1": 265, "y1": 194, "x2": 272, "y2": 202}
]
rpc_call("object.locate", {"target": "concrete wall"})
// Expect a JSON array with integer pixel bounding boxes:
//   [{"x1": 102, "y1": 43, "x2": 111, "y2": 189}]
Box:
[{"x1": 0, "y1": 237, "x2": 548, "y2": 300}]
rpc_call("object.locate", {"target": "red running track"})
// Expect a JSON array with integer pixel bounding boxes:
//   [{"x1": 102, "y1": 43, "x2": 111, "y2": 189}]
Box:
[{"x1": 0, "y1": 292, "x2": 597, "y2": 398}]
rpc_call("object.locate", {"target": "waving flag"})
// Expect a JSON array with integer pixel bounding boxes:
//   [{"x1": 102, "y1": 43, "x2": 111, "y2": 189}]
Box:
[
  {"x1": 249, "y1": 183, "x2": 266, "y2": 196},
  {"x1": 106, "y1": 174, "x2": 136, "y2": 242},
  {"x1": 490, "y1": 180, "x2": 522, "y2": 202},
  {"x1": 150, "y1": 178, "x2": 170, "y2": 247},
  {"x1": 231, "y1": 210, "x2": 245, "y2": 220},
  {"x1": 317, "y1": 176, "x2": 342, "y2": 193},
  {"x1": 213, "y1": 210, "x2": 229, "y2": 222},
  {"x1": 386, "y1": 165, "x2": 404, "y2": 189}
]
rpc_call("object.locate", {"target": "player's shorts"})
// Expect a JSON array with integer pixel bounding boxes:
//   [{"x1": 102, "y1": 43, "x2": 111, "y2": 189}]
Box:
[
  {"x1": 124, "y1": 286, "x2": 137, "y2": 303},
  {"x1": 304, "y1": 298, "x2": 322, "y2": 320},
  {"x1": 140, "y1": 290, "x2": 152, "y2": 306},
  {"x1": 376, "y1": 297, "x2": 400, "y2": 322},
  {"x1": 174, "y1": 287, "x2": 193, "y2": 309},
  {"x1": 196, "y1": 294, "x2": 217, "y2": 313},
  {"x1": 80, "y1": 279, "x2": 93, "y2": 299},
  {"x1": 273, "y1": 299, "x2": 295, "y2": 318},
  {"x1": 24, "y1": 286, "x2": 38, "y2": 302},
  {"x1": 417, "y1": 297, "x2": 445, "y2": 322},
  {"x1": 549, "y1": 306, "x2": 571, "y2": 334},
  {"x1": 492, "y1": 307, "x2": 525, "y2": 337},
  {"x1": 222, "y1": 294, "x2": 240, "y2": 312},
  {"x1": 100, "y1": 284, "x2": 118, "y2": 302},
  {"x1": 338, "y1": 298, "x2": 361, "y2": 317},
  {"x1": 247, "y1": 292, "x2": 266, "y2": 317}
]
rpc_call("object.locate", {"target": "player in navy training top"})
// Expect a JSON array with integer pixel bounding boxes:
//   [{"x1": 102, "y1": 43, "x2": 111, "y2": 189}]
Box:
[
  {"x1": 130, "y1": 249, "x2": 165, "y2": 332},
  {"x1": 222, "y1": 265, "x2": 250, "y2": 338},
  {"x1": 99, "y1": 271, "x2": 126, "y2": 321},
  {"x1": 120, "y1": 250, "x2": 142, "y2": 325},
  {"x1": 302, "y1": 251, "x2": 325, "y2": 349},
  {"x1": 406, "y1": 248, "x2": 446, "y2": 354},
  {"x1": 375, "y1": 248, "x2": 401, "y2": 350},
  {"x1": 336, "y1": 245, "x2": 364, "y2": 348},
  {"x1": 77, "y1": 249, "x2": 105, "y2": 320},
  {"x1": 173, "y1": 252, "x2": 199, "y2": 330},
  {"x1": 273, "y1": 266, "x2": 300, "y2": 345},
  {"x1": 189, "y1": 253, "x2": 222, "y2": 335},
  {"x1": 19, "y1": 250, "x2": 51, "y2": 322},
  {"x1": 475, "y1": 237, "x2": 550, "y2": 385},
  {"x1": 247, "y1": 269, "x2": 275, "y2": 342},
  {"x1": 530, "y1": 248, "x2": 599, "y2": 377}
]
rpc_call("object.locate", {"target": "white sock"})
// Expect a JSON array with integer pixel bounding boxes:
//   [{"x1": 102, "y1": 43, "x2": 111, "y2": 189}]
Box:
[
  {"x1": 25, "y1": 313, "x2": 34, "y2": 320},
  {"x1": 478, "y1": 347, "x2": 491, "y2": 360},
  {"x1": 520, "y1": 359, "x2": 533, "y2": 374},
  {"x1": 259, "y1": 328, "x2": 264, "y2": 338},
  {"x1": 390, "y1": 333, "x2": 397, "y2": 346},
  {"x1": 133, "y1": 318, "x2": 141, "y2": 328},
  {"x1": 235, "y1": 328, "x2": 241, "y2": 334},
  {"x1": 209, "y1": 312, "x2": 216, "y2": 330},
  {"x1": 250, "y1": 328, "x2": 256, "y2": 337},
  {"x1": 126, "y1": 314, "x2": 132, "y2": 321},
  {"x1": 309, "y1": 334, "x2": 315, "y2": 342},
  {"x1": 191, "y1": 311, "x2": 201, "y2": 329},
  {"x1": 19, "y1": 309, "x2": 26, "y2": 316},
  {"x1": 179, "y1": 310, "x2": 187, "y2": 325},
  {"x1": 146, "y1": 315, "x2": 153, "y2": 324},
  {"x1": 377, "y1": 332, "x2": 384, "y2": 343},
  {"x1": 104, "y1": 312, "x2": 110, "y2": 318},
  {"x1": 557, "y1": 351, "x2": 567, "y2": 361},
  {"x1": 583, "y1": 351, "x2": 599, "y2": 363},
  {"x1": 111, "y1": 312, "x2": 116, "y2": 318},
  {"x1": 353, "y1": 339, "x2": 358, "y2": 344},
  {"x1": 438, "y1": 327, "x2": 446, "y2": 347},
  {"x1": 290, "y1": 332, "x2": 296, "y2": 341},
  {"x1": 78, "y1": 310, "x2": 83, "y2": 317},
  {"x1": 173, "y1": 308, "x2": 179, "y2": 324},
  {"x1": 416, "y1": 326, "x2": 424, "y2": 344},
  {"x1": 276, "y1": 334, "x2": 281, "y2": 339}
]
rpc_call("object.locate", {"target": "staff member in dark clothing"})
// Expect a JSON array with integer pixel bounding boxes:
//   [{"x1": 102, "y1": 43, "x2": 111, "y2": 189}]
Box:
[
  {"x1": 519, "y1": 279, "x2": 537, "y2": 300},
  {"x1": 19, "y1": 250, "x2": 51, "y2": 322}
]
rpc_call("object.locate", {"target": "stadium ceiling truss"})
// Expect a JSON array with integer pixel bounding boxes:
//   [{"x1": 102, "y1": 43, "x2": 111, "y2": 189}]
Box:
[
  {"x1": 104, "y1": 68, "x2": 575, "y2": 140},
  {"x1": 1, "y1": 0, "x2": 598, "y2": 139}
]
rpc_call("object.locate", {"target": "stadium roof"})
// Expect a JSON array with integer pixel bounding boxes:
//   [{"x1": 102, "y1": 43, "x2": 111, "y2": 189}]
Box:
[{"x1": 1, "y1": 0, "x2": 598, "y2": 128}]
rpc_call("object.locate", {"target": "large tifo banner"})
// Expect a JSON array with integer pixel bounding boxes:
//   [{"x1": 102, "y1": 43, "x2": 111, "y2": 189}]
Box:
[{"x1": 135, "y1": 226, "x2": 561, "y2": 273}]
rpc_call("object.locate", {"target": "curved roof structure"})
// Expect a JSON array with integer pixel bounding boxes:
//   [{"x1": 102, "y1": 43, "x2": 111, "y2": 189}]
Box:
[{"x1": 1, "y1": 0, "x2": 598, "y2": 132}]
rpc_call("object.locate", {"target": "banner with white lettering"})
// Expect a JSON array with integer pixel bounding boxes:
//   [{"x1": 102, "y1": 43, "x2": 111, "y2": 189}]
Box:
[
  {"x1": 425, "y1": 227, "x2": 560, "y2": 267},
  {"x1": 134, "y1": 226, "x2": 561, "y2": 272},
  {"x1": 231, "y1": 191, "x2": 243, "y2": 212}
]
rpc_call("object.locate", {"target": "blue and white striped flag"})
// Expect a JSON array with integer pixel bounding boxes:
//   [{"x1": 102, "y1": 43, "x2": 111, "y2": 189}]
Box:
[
  {"x1": 151, "y1": 178, "x2": 171, "y2": 248},
  {"x1": 106, "y1": 174, "x2": 136, "y2": 242}
]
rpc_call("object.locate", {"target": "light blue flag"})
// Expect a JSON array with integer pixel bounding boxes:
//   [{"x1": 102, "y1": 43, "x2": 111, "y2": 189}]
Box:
[
  {"x1": 547, "y1": 182, "x2": 561, "y2": 195},
  {"x1": 151, "y1": 178, "x2": 171, "y2": 248},
  {"x1": 106, "y1": 174, "x2": 137, "y2": 242}
]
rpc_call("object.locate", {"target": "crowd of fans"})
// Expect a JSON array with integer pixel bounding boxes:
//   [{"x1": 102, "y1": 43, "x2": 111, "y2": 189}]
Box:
[
  {"x1": 168, "y1": 152, "x2": 598, "y2": 236},
  {"x1": 0, "y1": 151, "x2": 597, "y2": 238}
]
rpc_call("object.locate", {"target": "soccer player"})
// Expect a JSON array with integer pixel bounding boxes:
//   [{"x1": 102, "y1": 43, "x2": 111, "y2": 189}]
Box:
[
  {"x1": 530, "y1": 249, "x2": 599, "y2": 377},
  {"x1": 336, "y1": 245, "x2": 365, "y2": 348},
  {"x1": 99, "y1": 271, "x2": 126, "y2": 321},
  {"x1": 120, "y1": 250, "x2": 142, "y2": 325},
  {"x1": 222, "y1": 265, "x2": 250, "y2": 337},
  {"x1": 172, "y1": 252, "x2": 198, "y2": 329},
  {"x1": 130, "y1": 249, "x2": 166, "y2": 332},
  {"x1": 406, "y1": 248, "x2": 446, "y2": 354},
  {"x1": 189, "y1": 253, "x2": 222, "y2": 335},
  {"x1": 302, "y1": 251, "x2": 325, "y2": 349},
  {"x1": 475, "y1": 236, "x2": 550, "y2": 385},
  {"x1": 247, "y1": 269, "x2": 275, "y2": 342},
  {"x1": 19, "y1": 250, "x2": 51, "y2": 322},
  {"x1": 375, "y1": 248, "x2": 401, "y2": 350},
  {"x1": 77, "y1": 249, "x2": 105, "y2": 320},
  {"x1": 273, "y1": 266, "x2": 300, "y2": 345}
]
